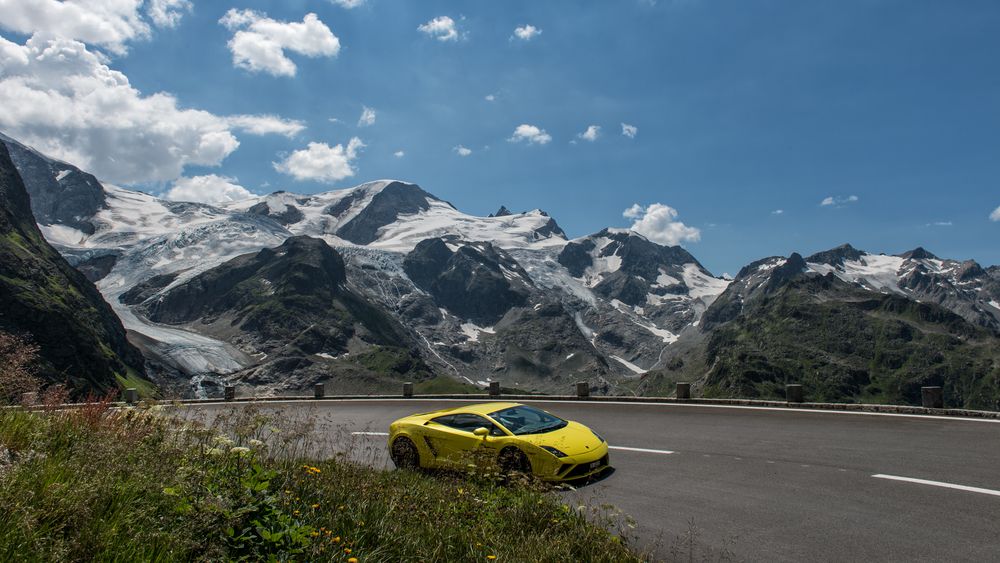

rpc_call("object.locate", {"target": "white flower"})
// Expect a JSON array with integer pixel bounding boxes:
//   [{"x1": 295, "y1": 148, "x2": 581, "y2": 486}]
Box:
[
  {"x1": 249, "y1": 439, "x2": 264, "y2": 448},
  {"x1": 213, "y1": 435, "x2": 235, "y2": 446},
  {"x1": 230, "y1": 446, "x2": 251, "y2": 456}
]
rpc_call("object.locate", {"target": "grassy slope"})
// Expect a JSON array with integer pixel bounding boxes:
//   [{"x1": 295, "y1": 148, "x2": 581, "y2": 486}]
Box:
[{"x1": 0, "y1": 406, "x2": 644, "y2": 562}]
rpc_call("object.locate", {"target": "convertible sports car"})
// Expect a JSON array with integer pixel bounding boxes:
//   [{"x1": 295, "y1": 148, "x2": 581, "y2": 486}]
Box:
[{"x1": 388, "y1": 402, "x2": 610, "y2": 482}]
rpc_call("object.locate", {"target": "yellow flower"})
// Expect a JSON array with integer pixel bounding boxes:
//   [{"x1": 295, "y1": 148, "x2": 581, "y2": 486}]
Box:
[
  {"x1": 348, "y1": 559, "x2": 359, "y2": 563},
  {"x1": 312, "y1": 503, "x2": 320, "y2": 509},
  {"x1": 344, "y1": 548, "x2": 352, "y2": 554},
  {"x1": 311, "y1": 531, "x2": 320, "y2": 537},
  {"x1": 487, "y1": 556, "x2": 497, "y2": 560},
  {"x1": 293, "y1": 510, "x2": 300, "y2": 516},
  {"x1": 332, "y1": 536, "x2": 341, "y2": 543}
]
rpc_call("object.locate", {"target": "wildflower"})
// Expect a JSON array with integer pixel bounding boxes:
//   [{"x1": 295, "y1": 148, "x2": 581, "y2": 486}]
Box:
[
  {"x1": 213, "y1": 435, "x2": 235, "y2": 447},
  {"x1": 331, "y1": 536, "x2": 341, "y2": 543},
  {"x1": 311, "y1": 531, "x2": 320, "y2": 537},
  {"x1": 487, "y1": 556, "x2": 497, "y2": 560},
  {"x1": 312, "y1": 503, "x2": 320, "y2": 509},
  {"x1": 206, "y1": 448, "x2": 224, "y2": 457},
  {"x1": 348, "y1": 558, "x2": 358, "y2": 563},
  {"x1": 249, "y1": 439, "x2": 264, "y2": 447},
  {"x1": 344, "y1": 548, "x2": 352, "y2": 554},
  {"x1": 230, "y1": 446, "x2": 251, "y2": 455},
  {"x1": 293, "y1": 510, "x2": 300, "y2": 516}
]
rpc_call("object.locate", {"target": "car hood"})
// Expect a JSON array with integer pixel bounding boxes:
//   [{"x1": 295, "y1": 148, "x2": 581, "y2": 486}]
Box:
[{"x1": 515, "y1": 421, "x2": 604, "y2": 456}]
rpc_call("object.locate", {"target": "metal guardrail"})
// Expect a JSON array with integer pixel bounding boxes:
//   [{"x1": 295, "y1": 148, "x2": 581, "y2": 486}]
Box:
[{"x1": 15, "y1": 382, "x2": 994, "y2": 420}]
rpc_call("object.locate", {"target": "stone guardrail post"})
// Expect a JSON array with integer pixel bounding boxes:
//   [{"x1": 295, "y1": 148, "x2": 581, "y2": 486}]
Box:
[
  {"x1": 314, "y1": 383, "x2": 325, "y2": 399},
  {"x1": 403, "y1": 382, "x2": 414, "y2": 398},
  {"x1": 124, "y1": 388, "x2": 138, "y2": 405},
  {"x1": 224, "y1": 385, "x2": 236, "y2": 402},
  {"x1": 676, "y1": 382, "x2": 691, "y2": 400},
  {"x1": 489, "y1": 381, "x2": 500, "y2": 397},
  {"x1": 576, "y1": 381, "x2": 590, "y2": 398},
  {"x1": 786, "y1": 384, "x2": 804, "y2": 403},
  {"x1": 921, "y1": 386, "x2": 943, "y2": 409}
]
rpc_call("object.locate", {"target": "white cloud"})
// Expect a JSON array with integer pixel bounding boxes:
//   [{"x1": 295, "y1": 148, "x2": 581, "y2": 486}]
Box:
[
  {"x1": 273, "y1": 138, "x2": 364, "y2": 183},
  {"x1": 0, "y1": 0, "x2": 190, "y2": 55},
  {"x1": 623, "y1": 203, "x2": 644, "y2": 219},
  {"x1": 990, "y1": 206, "x2": 1000, "y2": 222},
  {"x1": 512, "y1": 24, "x2": 542, "y2": 41},
  {"x1": 0, "y1": 34, "x2": 301, "y2": 184},
  {"x1": 485, "y1": 94, "x2": 496, "y2": 102},
  {"x1": 393, "y1": 150, "x2": 405, "y2": 158},
  {"x1": 329, "y1": 0, "x2": 365, "y2": 8},
  {"x1": 224, "y1": 114, "x2": 305, "y2": 137},
  {"x1": 418, "y1": 16, "x2": 459, "y2": 42},
  {"x1": 357, "y1": 106, "x2": 376, "y2": 127},
  {"x1": 165, "y1": 174, "x2": 254, "y2": 204},
  {"x1": 147, "y1": 0, "x2": 191, "y2": 29},
  {"x1": 508, "y1": 124, "x2": 552, "y2": 145},
  {"x1": 624, "y1": 203, "x2": 701, "y2": 246},
  {"x1": 453, "y1": 145, "x2": 472, "y2": 157},
  {"x1": 578, "y1": 125, "x2": 600, "y2": 142},
  {"x1": 220, "y1": 10, "x2": 340, "y2": 77},
  {"x1": 621, "y1": 122, "x2": 638, "y2": 138},
  {"x1": 772, "y1": 209, "x2": 784, "y2": 215},
  {"x1": 821, "y1": 195, "x2": 859, "y2": 207}
]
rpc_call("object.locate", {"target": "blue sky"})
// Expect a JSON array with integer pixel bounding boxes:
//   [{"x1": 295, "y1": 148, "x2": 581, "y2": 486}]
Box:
[{"x1": 0, "y1": 0, "x2": 998, "y2": 275}]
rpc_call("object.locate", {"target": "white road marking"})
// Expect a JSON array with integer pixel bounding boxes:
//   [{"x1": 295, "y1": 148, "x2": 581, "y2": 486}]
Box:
[
  {"x1": 872, "y1": 474, "x2": 1000, "y2": 498},
  {"x1": 609, "y1": 446, "x2": 674, "y2": 455},
  {"x1": 351, "y1": 431, "x2": 389, "y2": 436}
]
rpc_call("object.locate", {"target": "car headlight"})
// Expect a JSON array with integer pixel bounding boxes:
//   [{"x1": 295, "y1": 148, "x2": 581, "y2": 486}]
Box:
[
  {"x1": 590, "y1": 429, "x2": 605, "y2": 443},
  {"x1": 540, "y1": 446, "x2": 567, "y2": 458}
]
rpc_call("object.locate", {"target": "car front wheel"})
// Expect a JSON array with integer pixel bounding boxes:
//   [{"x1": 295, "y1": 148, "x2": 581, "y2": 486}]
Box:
[
  {"x1": 498, "y1": 447, "x2": 531, "y2": 474},
  {"x1": 390, "y1": 436, "x2": 420, "y2": 470}
]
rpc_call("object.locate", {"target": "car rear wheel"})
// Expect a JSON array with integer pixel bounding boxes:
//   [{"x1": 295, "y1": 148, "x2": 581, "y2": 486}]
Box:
[
  {"x1": 390, "y1": 436, "x2": 419, "y2": 470},
  {"x1": 498, "y1": 447, "x2": 531, "y2": 474}
]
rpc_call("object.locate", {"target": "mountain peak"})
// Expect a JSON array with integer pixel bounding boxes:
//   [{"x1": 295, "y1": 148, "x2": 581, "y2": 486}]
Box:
[
  {"x1": 898, "y1": 247, "x2": 938, "y2": 261},
  {"x1": 489, "y1": 205, "x2": 512, "y2": 217},
  {"x1": 805, "y1": 243, "x2": 864, "y2": 266}
]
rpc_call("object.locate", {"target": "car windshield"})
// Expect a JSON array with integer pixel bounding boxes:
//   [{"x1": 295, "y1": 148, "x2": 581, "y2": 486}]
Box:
[{"x1": 488, "y1": 405, "x2": 567, "y2": 436}]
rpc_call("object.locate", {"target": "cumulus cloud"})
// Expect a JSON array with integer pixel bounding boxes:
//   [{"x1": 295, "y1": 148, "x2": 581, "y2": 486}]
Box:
[
  {"x1": 485, "y1": 94, "x2": 496, "y2": 102},
  {"x1": 821, "y1": 195, "x2": 859, "y2": 207},
  {"x1": 621, "y1": 122, "x2": 638, "y2": 138},
  {"x1": 578, "y1": 125, "x2": 600, "y2": 142},
  {"x1": 453, "y1": 145, "x2": 472, "y2": 156},
  {"x1": 0, "y1": 0, "x2": 189, "y2": 55},
  {"x1": 147, "y1": 0, "x2": 191, "y2": 29},
  {"x1": 220, "y1": 9, "x2": 340, "y2": 77},
  {"x1": 508, "y1": 124, "x2": 552, "y2": 145},
  {"x1": 623, "y1": 203, "x2": 701, "y2": 246},
  {"x1": 393, "y1": 150, "x2": 405, "y2": 158},
  {"x1": 512, "y1": 24, "x2": 542, "y2": 41},
  {"x1": 991, "y1": 206, "x2": 1000, "y2": 222},
  {"x1": 0, "y1": 35, "x2": 302, "y2": 184},
  {"x1": 329, "y1": 0, "x2": 365, "y2": 7},
  {"x1": 418, "y1": 16, "x2": 459, "y2": 42},
  {"x1": 357, "y1": 106, "x2": 376, "y2": 127},
  {"x1": 164, "y1": 174, "x2": 254, "y2": 204},
  {"x1": 273, "y1": 138, "x2": 364, "y2": 183}
]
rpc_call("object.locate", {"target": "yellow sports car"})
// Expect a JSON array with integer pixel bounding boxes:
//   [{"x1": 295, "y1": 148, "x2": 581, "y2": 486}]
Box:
[{"x1": 388, "y1": 402, "x2": 610, "y2": 482}]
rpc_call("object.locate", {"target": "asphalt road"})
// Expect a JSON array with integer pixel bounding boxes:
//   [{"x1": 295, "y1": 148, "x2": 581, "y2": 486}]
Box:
[{"x1": 183, "y1": 399, "x2": 1000, "y2": 562}]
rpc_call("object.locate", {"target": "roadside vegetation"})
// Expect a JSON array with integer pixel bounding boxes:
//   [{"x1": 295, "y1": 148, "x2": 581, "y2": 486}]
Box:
[{"x1": 0, "y1": 400, "x2": 647, "y2": 562}]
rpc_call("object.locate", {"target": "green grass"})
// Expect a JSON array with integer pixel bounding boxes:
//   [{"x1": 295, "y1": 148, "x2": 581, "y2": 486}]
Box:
[
  {"x1": 0, "y1": 405, "x2": 646, "y2": 562},
  {"x1": 114, "y1": 368, "x2": 159, "y2": 399}
]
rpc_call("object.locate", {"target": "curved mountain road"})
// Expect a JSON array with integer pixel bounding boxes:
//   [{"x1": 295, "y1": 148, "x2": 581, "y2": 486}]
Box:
[{"x1": 184, "y1": 399, "x2": 1000, "y2": 561}]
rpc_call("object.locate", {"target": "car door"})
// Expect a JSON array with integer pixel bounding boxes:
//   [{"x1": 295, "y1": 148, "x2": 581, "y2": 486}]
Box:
[{"x1": 425, "y1": 414, "x2": 503, "y2": 466}]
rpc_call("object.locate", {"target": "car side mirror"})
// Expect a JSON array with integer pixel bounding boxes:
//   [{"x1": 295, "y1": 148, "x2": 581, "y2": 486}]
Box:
[{"x1": 473, "y1": 427, "x2": 490, "y2": 438}]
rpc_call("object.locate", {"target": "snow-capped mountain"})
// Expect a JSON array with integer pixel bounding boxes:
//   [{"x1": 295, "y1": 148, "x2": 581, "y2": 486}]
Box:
[
  {"x1": 2, "y1": 132, "x2": 731, "y2": 396},
  {"x1": 804, "y1": 244, "x2": 1000, "y2": 331}
]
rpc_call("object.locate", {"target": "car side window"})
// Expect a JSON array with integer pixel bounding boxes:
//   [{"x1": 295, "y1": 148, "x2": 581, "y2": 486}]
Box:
[
  {"x1": 430, "y1": 415, "x2": 456, "y2": 427},
  {"x1": 439, "y1": 414, "x2": 505, "y2": 436}
]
